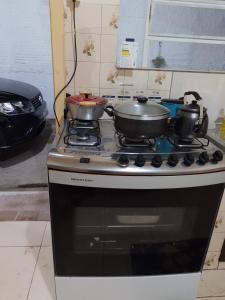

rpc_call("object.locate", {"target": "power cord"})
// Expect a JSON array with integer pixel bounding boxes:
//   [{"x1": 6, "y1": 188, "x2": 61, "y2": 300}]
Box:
[{"x1": 53, "y1": 0, "x2": 77, "y2": 126}]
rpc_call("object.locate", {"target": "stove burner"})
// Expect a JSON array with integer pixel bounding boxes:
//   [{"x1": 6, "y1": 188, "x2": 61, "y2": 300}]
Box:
[
  {"x1": 117, "y1": 133, "x2": 156, "y2": 149},
  {"x1": 64, "y1": 119, "x2": 101, "y2": 147},
  {"x1": 168, "y1": 136, "x2": 209, "y2": 149}
]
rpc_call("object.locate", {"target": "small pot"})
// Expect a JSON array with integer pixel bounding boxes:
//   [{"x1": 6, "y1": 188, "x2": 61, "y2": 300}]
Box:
[
  {"x1": 105, "y1": 97, "x2": 170, "y2": 139},
  {"x1": 66, "y1": 94, "x2": 107, "y2": 121}
]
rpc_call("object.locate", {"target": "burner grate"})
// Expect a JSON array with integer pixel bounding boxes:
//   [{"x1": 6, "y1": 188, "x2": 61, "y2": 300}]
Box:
[
  {"x1": 168, "y1": 136, "x2": 209, "y2": 149},
  {"x1": 117, "y1": 133, "x2": 156, "y2": 149},
  {"x1": 64, "y1": 119, "x2": 101, "y2": 147}
]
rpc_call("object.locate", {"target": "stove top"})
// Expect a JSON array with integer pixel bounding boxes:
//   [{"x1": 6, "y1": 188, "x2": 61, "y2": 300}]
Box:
[{"x1": 48, "y1": 119, "x2": 225, "y2": 175}]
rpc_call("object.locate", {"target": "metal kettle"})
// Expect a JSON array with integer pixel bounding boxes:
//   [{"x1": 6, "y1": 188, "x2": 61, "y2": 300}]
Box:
[{"x1": 174, "y1": 91, "x2": 209, "y2": 142}]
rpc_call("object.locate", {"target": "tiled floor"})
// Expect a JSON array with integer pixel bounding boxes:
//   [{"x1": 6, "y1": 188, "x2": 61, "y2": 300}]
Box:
[
  {"x1": 0, "y1": 221, "x2": 55, "y2": 300},
  {"x1": 0, "y1": 190, "x2": 50, "y2": 221}
]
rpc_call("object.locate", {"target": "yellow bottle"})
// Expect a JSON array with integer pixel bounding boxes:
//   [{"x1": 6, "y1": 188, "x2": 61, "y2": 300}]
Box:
[{"x1": 220, "y1": 119, "x2": 225, "y2": 139}]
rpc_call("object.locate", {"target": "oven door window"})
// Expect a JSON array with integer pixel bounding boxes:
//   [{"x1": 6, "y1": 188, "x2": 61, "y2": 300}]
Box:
[{"x1": 49, "y1": 184, "x2": 224, "y2": 277}]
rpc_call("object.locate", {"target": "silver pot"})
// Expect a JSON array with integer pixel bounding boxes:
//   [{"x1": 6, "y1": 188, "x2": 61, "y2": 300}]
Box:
[
  {"x1": 66, "y1": 94, "x2": 108, "y2": 121},
  {"x1": 105, "y1": 97, "x2": 170, "y2": 139}
]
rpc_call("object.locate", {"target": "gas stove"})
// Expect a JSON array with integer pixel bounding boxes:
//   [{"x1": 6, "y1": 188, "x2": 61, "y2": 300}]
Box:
[
  {"x1": 48, "y1": 119, "x2": 225, "y2": 176},
  {"x1": 48, "y1": 118, "x2": 225, "y2": 300}
]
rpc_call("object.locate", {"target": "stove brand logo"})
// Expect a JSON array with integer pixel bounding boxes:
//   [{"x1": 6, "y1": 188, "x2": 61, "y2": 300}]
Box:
[{"x1": 71, "y1": 177, "x2": 94, "y2": 183}]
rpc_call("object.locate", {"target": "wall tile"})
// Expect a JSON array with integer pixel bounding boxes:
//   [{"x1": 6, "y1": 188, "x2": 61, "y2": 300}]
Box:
[
  {"x1": 203, "y1": 252, "x2": 219, "y2": 270},
  {"x1": 214, "y1": 211, "x2": 225, "y2": 233},
  {"x1": 198, "y1": 270, "x2": 225, "y2": 297},
  {"x1": 100, "y1": 88, "x2": 125, "y2": 97},
  {"x1": 219, "y1": 261, "x2": 225, "y2": 270},
  {"x1": 124, "y1": 70, "x2": 149, "y2": 90},
  {"x1": 75, "y1": 62, "x2": 100, "y2": 88},
  {"x1": 77, "y1": 33, "x2": 101, "y2": 62},
  {"x1": 65, "y1": 32, "x2": 75, "y2": 61},
  {"x1": 102, "y1": 5, "x2": 120, "y2": 35},
  {"x1": 101, "y1": 34, "x2": 117, "y2": 62},
  {"x1": 75, "y1": 2, "x2": 102, "y2": 34},
  {"x1": 220, "y1": 192, "x2": 225, "y2": 211},
  {"x1": 66, "y1": 84, "x2": 75, "y2": 96},
  {"x1": 148, "y1": 71, "x2": 173, "y2": 91},
  {"x1": 208, "y1": 232, "x2": 225, "y2": 252},
  {"x1": 65, "y1": 60, "x2": 75, "y2": 83},
  {"x1": 147, "y1": 90, "x2": 170, "y2": 99},
  {"x1": 75, "y1": 87, "x2": 100, "y2": 96},
  {"x1": 64, "y1": 0, "x2": 73, "y2": 33},
  {"x1": 100, "y1": 63, "x2": 124, "y2": 89}
]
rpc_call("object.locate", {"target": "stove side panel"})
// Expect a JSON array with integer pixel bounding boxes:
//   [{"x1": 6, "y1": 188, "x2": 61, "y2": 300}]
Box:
[{"x1": 55, "y1": 273, "x2": 200, "y2": 300}]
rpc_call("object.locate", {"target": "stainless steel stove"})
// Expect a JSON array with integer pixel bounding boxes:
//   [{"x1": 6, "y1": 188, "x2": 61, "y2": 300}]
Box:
[
  {"x1": 48, "y1": 119, "x2": 225, "y2": 179},
  {"x1": 48, "y1": 119, "x2": 225, "y2": 300}
]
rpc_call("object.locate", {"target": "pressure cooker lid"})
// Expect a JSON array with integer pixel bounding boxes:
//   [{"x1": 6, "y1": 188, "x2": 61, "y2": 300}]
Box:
[
  {"x1": 66, "y1": 95, "x2": 107, "y2": 106},
  {"x1": 114, "y1": 100, "x2": 170, "y2": 120}
]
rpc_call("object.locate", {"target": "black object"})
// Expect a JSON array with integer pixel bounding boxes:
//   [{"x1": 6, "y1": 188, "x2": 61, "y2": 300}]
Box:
[
  {"x1": 49, "y1": 182, "x2": 224, "y2": 276},
  {"x1": 0, "y1": 78, "x2": 48, "y2": 150},
  {"x1": 105, "y1": 97, "x2": 170, "y2": 140},
  {"x1": 198, "y1": 152, "x2": 209, "y2": 165},
  {"x1": 168, "y1": 154, "x2": 179, "y2": 167},
  {"x1": 135, "y1": 154, "x2": 145, "y2": 167},
  {"x1": 184, "y1": 153, "x2": 195, "y2": 166},
  {"x1": 80, "y1": 158, "x2": 90, "y2": 164},
  {"x1": 151, "y1": 155, "x2": 162, "y2": 168},
  {"x1": 118, "y1": 154, "x2": 129, "y2": 167},
  {"x1": 213, "y1": 150, "x2": 223, "y2": 163},
  {"x1": 175, "y1": 91, "x2": 208, "y2": 142}
]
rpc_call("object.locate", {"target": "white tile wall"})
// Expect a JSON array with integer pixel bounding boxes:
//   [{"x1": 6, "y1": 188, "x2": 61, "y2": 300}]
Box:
[
  {"x1": 170, "y1": 72, "x2": 225, "y2": 128},
  {"x1": 101, "y1": 34, "x2": 117, "y2": 62},
  {"x1": 102, "y1": 5, "x2": 120, "y2": 35},
  {"x1": 75, "y1": 61, "x2": 100, "y2": 89},
  {"x1": 64, "y1": 0, "x2": 225, "y2": 127},
  {"x1": 100, "y1": 62, "x2": 124, "y2": 89},
  {"x1": 77, "y1": 33, "x2": 101, "y2": 62},
  {"x1": 75, "y1": 3, "x2": 102, "y2": 34}
]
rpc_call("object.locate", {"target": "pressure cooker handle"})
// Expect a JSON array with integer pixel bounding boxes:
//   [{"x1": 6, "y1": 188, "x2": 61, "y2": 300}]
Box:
[
  {"x1": 137, "y1": 96, "x2": 148, "y2": 104},
  {"x1": 104, "y1": 105, "x2": 114, "y2": 117},
  {"x1": 184, "y1": 91, "x2": 202, "y2": 101}
]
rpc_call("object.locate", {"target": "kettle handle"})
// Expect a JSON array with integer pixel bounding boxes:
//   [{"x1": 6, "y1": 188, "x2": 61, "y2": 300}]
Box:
[{"x1": 184, "y1": 91, "x2": 202, "y2": 101}]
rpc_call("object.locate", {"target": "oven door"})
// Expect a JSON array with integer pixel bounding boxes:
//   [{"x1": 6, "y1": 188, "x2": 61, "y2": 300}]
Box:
[{"x1": 49, "y1": 174, "x2": 224, "y2": 278}]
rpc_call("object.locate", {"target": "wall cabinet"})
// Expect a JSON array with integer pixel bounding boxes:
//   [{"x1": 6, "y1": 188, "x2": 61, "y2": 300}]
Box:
[{"x1": 117, "y1": 0, "x2": 225, "y2": 72}]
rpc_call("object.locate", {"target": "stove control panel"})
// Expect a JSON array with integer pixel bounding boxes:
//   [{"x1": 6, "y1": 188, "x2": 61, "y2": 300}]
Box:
[{"x1": 116, "y1": 151, "x2": 224, "y2": 169}]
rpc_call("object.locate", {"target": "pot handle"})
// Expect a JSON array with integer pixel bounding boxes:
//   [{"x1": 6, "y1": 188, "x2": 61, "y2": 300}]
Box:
[
  {"x1": 104, "y1": 105, "x2": 114, "y2": 117},
  {"x1": 137, "y1": 96, "x2": 148, "y2": 104},
  {"x1": 184, "y1": 91, "x2": 202, "y2": 101}
]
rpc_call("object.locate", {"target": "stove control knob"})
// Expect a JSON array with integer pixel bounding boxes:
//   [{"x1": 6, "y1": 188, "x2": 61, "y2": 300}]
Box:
[
  {"x1": 183, "y1": 153, "x2": 195, "y2": 166},
  {"x1": 198, "y1": 151, "x2": 209, "y2": 165},
  {"x1": 213, "y1": 150, "x2": 223, "y2": 163},
  {"x1": 118, "y1": 155, "x2": 129, "y2": 167},
  {"x1": 135, "y1": 154, "x2": 146, "y2": 167},
  {"x1": 168, "y1": 154, "x2": 179, "y2": 167},
  {"x1": 151, "y1": 155, "x2": 162, "y2": 168}
]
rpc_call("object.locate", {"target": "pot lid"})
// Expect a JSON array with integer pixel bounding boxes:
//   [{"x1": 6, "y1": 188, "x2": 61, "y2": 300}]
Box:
[
  {"x1": 114, "y1": 100, "x2": 170, "y2": 120},
  {"x1": 66, "y1": 95, "x2": 107, "y2": 106}
]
